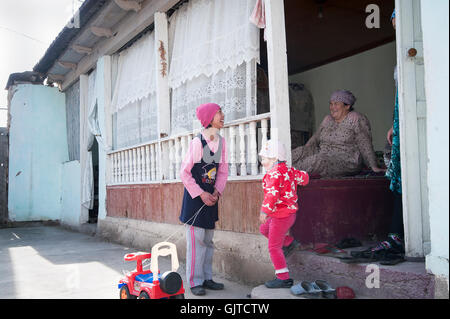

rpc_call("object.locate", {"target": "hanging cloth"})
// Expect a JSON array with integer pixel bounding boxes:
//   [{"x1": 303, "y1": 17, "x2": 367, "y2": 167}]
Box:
[
  {"x1": 249, "y1": 0, "x2": 267, "y2": 41},
  {"x1": 81, "y1": 68, "x2": 105, "y2": 211}
]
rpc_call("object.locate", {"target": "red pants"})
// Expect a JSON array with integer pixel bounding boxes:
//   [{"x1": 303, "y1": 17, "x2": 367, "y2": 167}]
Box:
[{"x1": 259, "y1": 214, "x2": 296, "y2": 279}]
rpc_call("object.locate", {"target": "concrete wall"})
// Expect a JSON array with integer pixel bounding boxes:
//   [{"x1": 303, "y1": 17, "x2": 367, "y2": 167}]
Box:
[
  {"x1": 421, "y1": 0, "x2": 449, "y2": 296},
  {"x1": 289, "y1": 42, "x2": 397, "y2": 152},
  {"x1": 8, "y1": 84, "x2": 68, "y2": 221},
  {"x1": 61, "y1": 160, "x2": 81, "y2": 227},
  {"x1": 98, "y1": 216, "x2": 274, "y2": 285}
]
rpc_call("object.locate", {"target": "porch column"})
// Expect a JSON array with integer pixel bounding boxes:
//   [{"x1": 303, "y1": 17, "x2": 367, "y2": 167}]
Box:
[
  {"x1": 79, "y1": 74, "x2": 90, "y2": 225},
  {"x1": 395, "y1": 0, "x2": 428, "y2": 258},
  {"x1": 155, "y1": 12, "x2": 170, "y2": 181},
  {"x1": 154, "y1": 12, "x2": 170, "y2": 138},
  {"x1": 103, "y1": 55, "x2": 113, "y2": 185},
  {"x1": 264, "y1": 0, "x2": 292, "y2": 165}
]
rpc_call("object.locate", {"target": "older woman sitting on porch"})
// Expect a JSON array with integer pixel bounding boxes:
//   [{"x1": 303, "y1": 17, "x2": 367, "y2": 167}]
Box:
[{"x1": 292, "y1": 90, "x2": 385, "y2": 178}]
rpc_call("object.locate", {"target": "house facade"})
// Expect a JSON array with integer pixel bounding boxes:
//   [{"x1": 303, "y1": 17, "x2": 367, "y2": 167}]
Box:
[{"x1": 5, "y1": 0, "x2": 448, "y2": 297}]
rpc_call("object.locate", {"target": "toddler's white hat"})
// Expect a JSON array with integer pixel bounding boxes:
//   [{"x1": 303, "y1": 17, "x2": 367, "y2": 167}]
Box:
[{"x1": 259, "y1": 140, "x2": 287, "y2": 161}]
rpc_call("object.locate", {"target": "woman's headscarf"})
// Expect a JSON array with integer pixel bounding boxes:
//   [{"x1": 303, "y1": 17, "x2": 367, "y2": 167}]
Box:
[{"x1": 330, "y1": 90, "x2": 357, "y2": 106}]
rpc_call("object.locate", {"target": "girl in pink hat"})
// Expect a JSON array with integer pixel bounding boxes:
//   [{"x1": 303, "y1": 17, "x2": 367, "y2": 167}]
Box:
[{"x1": 179, "y1": 103, "x2": 228, "y2": 296}]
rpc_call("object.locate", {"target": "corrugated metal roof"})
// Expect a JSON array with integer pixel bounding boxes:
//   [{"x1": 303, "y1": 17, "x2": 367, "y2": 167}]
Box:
[{"x1": 33, "y1": 0, "x2": 108, "y2": 75}]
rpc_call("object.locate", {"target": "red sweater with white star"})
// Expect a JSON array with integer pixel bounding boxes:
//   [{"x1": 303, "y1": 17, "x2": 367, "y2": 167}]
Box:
[{"x1": 261, "y1": 162, "x2": 310, "y2": 218}]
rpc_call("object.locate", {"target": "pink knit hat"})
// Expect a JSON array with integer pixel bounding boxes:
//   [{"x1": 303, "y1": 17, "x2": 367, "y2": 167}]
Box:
[{"x1": 196, "y1": 103, "x2": 221, "y2": 128}]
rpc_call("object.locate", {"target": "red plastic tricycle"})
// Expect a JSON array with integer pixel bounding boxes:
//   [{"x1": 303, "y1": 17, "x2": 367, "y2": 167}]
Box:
[{"x1": 118, "y1": 242, "x2": 185, "y2": 299}]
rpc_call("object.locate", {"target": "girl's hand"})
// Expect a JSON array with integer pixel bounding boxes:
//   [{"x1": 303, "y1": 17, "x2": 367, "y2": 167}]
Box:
[
  {"x1": 212, "y1": 189, "x2": 220, "y2": 203},
  {"x1": 200, "y1": 192, "x2": 216, "y2": 206},
  {"x1": 259, "y1": 212, "x2": 268, "y2": 224}
]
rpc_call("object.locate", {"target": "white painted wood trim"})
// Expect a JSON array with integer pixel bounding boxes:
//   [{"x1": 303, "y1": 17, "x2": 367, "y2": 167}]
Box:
[
  {"x1": 61, "y1": 0, "x2": 181, "y2": 91},
  {"x1": 396, "y1": 0, "x2": 428, "y2": 258},
  {"x1": 79, "y1": 74, "x2": 90, "y2": 225},
  {"x1": 264, "y1": 0, "x2": 292, "y2": 166},
  {"x1": 154, "y1": 11, "x2": 171, "y2": 138}
]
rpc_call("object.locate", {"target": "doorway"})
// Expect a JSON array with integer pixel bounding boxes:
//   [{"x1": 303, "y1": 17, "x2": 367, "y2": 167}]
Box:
[{"x1": 89, "y1": 138, "x2": 99, "y2": 224}]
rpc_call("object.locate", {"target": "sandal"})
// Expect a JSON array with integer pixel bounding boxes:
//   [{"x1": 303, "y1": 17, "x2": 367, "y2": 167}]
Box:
[
  {"x1": 290, "y1": 281, "x2": 322, "y2": 298},
  {"x1": 314, "y1": 244, "x2": 349, "y2": 258},
  {"x1": 336, "y1": 237, "x2": 362, "y2": 249},
  {"x1": 313, "y1": 280, "x2": 336, "y2": 299},
  {"x1": 379, "y1": 252, "x2": 405, "y2": 266}
]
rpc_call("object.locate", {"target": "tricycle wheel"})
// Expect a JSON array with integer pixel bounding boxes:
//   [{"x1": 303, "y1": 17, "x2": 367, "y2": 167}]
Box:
[
  {"x1": 169, "y1": 294, "x2": 185, "y2": 299},
  {"x1": 138, "y1": 291, "x2": 150, "y2": 299},
  {"x1": 120, "y1": 285, "x2": 136, "y2": 299}
]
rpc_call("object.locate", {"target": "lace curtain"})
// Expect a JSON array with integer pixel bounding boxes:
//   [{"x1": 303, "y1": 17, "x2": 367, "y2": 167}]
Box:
[
  {"x1": 169, "y1": 0, "x2": 260, "y2": 134},
  {"x1": 112, "y1": 32, "x2": 158, "y2": 149}
]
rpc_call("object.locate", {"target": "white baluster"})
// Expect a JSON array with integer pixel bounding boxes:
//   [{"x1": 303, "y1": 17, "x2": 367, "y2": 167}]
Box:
[
  {"x1": 239, "y1": 123, "x2": 247, "y2": 176},
  {"x1": 118, "y1": 151, "x2": 123, "y2": 183},
  {"x1": 132, "y1": 148, "x2": 137, "y2": 183},
  {"x1": 137, "y1": 147, "x2": 142, "y2": 182},
  {"x1": 145, "y1": 145, "x2": 150, "y2": 181},
  {"x1": 123, "y1": 151, "x2": 128, "y2": 183},
  {"x1": 151, "y1": 144, "x2": 156, "y2": 181},
  {"x1": 175, "y1": 137, "x2": 181, "y2": 179},
  {"x1": 110, "y1": 154, "x2": 115, "y2": 184},
  {"x1": 128, "y1": 149, "x2": 133, "y2": 183},
  {"x1": 169, "y1": 139, "x2": 175, "y2": 180},
  {"x1": 249, "y1": 121, "x2": 258, "y2": 175},
  {"x1": 123, "y1": 150, "x2": 127, "y2": 183},
  {"x1": 261, "y1": 119, "x2": 269, "y2": 174},
  {"x1": 114, "y1": 153, "x2": 118, "y2": 184},
  {"x1": 181, "y1": 135, "x2": 187, "y2": 167},
  {"x1": 114, "y1": 153, "x2": 118, "y2": 183},
  {"x1": 229, "y1": 126, "x2": 237, "y2": 176}
]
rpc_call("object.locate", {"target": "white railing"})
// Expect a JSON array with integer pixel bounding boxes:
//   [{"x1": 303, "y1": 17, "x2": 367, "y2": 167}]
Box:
[{"x1": 107, "y1": 113, "x2": 270, "y2": 185}]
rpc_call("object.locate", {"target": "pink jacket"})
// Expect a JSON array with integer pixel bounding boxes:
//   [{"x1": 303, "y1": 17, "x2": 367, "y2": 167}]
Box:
[
  {"x1": 180, "y1": 132, "x2": 228, "y2": 198},
  {"x1": 261, "y1": 162, "x2": 309, "y2": 218}
]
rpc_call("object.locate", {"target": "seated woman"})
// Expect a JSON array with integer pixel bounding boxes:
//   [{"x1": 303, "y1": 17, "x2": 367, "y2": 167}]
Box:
[{"x1": 292, "y1": 90, "x2": 384, "y2": 178}]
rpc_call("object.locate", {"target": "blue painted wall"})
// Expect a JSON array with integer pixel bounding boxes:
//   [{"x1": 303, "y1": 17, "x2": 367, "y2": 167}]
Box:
[{"x1": 8, "y1": 84, "x2": 68, "y2": 221}]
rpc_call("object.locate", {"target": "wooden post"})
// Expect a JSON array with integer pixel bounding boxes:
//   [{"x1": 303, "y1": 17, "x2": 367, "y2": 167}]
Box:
[
  {"x1": 155, "y1": 12, "x2": 170, "y2": 183},
  {"x1": 154, "y1": 12, "x2": 170, "y2": 138},
  {"x1": 79, "y1": 74, "x2": 90, "y2": 223},
  {"x1": 103, "y1": 56, "x2": 113, "y2": 185},
  {"x1": 395, "y1": 0, "x2": 428, "y2": 258},
  {"x1": 264, "y1": 0, "x2": 292, "y2": 165}
]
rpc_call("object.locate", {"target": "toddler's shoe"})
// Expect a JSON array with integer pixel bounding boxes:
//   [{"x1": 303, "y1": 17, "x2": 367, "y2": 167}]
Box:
[
  {"x1": 283, "y1": 239, "x2": 300, "y2": 257},
  {"x1": 264, "y1": 278, "x2": 294, "y2": 289}
]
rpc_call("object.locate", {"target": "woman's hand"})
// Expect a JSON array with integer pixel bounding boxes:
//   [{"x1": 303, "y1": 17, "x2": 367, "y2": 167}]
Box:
[
  {"x1": 200, "y1": 192, "x2": 217, "y2": 206},
  {"x1": 371, "y1": 166, "x2": 386, "y2": 174},
  {"x1": 387, "y1": 126, "x2": 394, "y2": 146},
  {"x1": 259, "y1": 212, "x2": 269, "y2": 224}
]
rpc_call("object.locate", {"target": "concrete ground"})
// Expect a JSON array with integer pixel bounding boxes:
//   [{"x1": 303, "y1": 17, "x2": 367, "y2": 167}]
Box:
[{"x1": 0, "y1": 225, "x2": 253, "y2": 299}]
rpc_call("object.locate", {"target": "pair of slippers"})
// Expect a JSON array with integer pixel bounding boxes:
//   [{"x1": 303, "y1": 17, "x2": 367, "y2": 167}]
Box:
[
  {"x1": 291, "y1": 280, "x2": 356, "y2": 299},
  {"x1": 290, "y1": 280, "x2": 337, "y2": 299}
]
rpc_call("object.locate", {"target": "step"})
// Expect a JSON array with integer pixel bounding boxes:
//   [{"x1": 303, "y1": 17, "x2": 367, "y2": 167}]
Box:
[
  {"x1": 252, "y1": 248, "x2": 435, "y2": 299},
  {"x1": 251, "y1": 284, "x2": 373, "y2": 299}
]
